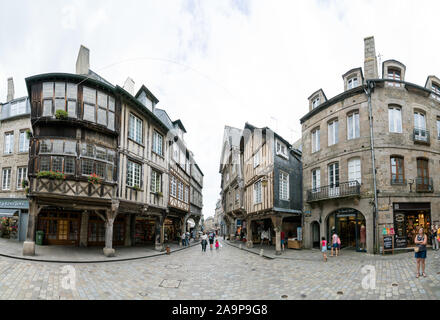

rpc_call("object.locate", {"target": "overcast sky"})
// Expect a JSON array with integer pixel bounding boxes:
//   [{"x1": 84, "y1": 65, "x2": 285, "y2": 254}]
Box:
[{"x1": 1, "y1": 0, "x2": 440, "y2": 218}]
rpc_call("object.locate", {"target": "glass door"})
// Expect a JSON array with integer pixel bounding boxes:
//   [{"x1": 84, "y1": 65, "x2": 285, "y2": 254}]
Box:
[{"x1": 328, "y1": 163, "x2": 340, "y2": 197}]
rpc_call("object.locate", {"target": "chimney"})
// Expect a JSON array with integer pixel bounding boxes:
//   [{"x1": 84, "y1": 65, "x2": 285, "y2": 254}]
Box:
[
  {"x1": 123, "y1": 77, "x2": 135, "y2": 96},
  {"x1": 7, "y1": 77, "x2": 14, "y2": 102},
  {"x1": 364, "y1": 36, "x2": 378, "y2": 80},
  {"x1": 76, "y1": 45, "x2": 90, "y2": 75}
]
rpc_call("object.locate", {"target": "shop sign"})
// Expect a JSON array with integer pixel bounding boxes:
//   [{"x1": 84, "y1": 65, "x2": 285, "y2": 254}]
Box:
[
  {"x1": 383, "y1": 236, "x2": 393, "y2": 250},
  {"x1": 0, "y1": 199, "x2": 29, "y2": 209},
  {"x1": 395, "y1": 236, "x2": 407, "y2": 248}
]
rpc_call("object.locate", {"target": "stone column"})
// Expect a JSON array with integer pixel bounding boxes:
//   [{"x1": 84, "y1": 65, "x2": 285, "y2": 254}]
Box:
[
  {"x1": 246, "y1": 218, "x2": 253, "y2": 248},
  {"x1": 271, "y1": 216, "x2": 283, "y2": 256},
  {"x1": 23, "y1": 200, "x2": 39, "y2": 256},
  {"x1": 124, "y1": 214, "x2": 131, "y2": 247},
  {"x1": 103, "y1": 201, "x2": 119, "y2": 257},
  {"x1": 155, "y1": 214, "x2": 164, "y2": 251},
  {"x1": 79, "y1": 211, "x2": 89, "y2": 247}
]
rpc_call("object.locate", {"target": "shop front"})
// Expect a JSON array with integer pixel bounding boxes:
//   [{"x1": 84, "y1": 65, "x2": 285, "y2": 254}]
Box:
[
  {"x1": 134, "y1": 217, "x2": 156, "y2": 246},
  {"x1": 327, "y1": 208, "x2": 366, "y2": 252},
  {"x1": 0, "y1": 198, "x2": 29, "y2": 241},
  {"x1": 393, "y1": 203, "x2": 431, "y2": 249},
  {"x1": 37, "y1": 210, "x2": 81, "y2": 245},
  {"x1": 87, "y1": 213, "x2": 125, "y2": 247},
  {"x1": 164, "y1": 218, "x2": 178, "y2": 243},
  {"x1": 250, "y1": 219, "x2": 272, "y2": 245}
]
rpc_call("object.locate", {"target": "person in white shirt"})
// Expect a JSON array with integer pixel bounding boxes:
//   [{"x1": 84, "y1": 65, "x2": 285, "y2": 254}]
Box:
[
  {"x1": 181, "y1": 232, "x2": 186, "y2": 247},
  {"x1": 200, "y1": 232, "x2": 208, "y2": 252}
]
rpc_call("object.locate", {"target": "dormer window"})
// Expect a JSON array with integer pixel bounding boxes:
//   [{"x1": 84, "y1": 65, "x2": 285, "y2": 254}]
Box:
[
  {"x1": 276, "y1": 140, "x2": 288, "y2": 158},
  {"x1": 312, "y1": 97, "x2": 320, "y2": 109},
  {"x1": 387, "y1": 68, "x2": 401, "y2": 87},
  {"x1": 432, "y1": 83, "x2": 440, "y2": 95},
  {"x1": 347, "y1": 77, "x2": 359, "y2": 89}
]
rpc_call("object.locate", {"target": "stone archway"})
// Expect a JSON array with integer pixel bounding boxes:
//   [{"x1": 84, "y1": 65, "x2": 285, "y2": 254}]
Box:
[{"x1": 325, "y1": 208, "x2": 366, "y2": 252}]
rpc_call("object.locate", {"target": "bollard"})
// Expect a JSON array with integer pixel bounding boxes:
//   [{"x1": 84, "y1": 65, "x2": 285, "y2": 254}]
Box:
[{"x1": 166, "y1": 246, "x2": 171, "y2": 255}]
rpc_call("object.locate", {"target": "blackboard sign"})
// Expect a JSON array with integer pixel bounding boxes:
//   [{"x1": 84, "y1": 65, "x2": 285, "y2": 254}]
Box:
[
  {"x1": 383, "y1": 236, "x2": 393, "y2": 250},
  {"x1": 395, "y1": 236, "x2": 407, "y2": 249}
]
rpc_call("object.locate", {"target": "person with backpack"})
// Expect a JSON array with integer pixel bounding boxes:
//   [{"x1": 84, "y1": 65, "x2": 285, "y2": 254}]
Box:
[
  {"x1": 209, "y1": 232, "x2": 214, "y2": 250},
  {"x1": 200, "y1": 232, "x2": 208, "y2": 252},
  {"x1": 321, "y1": 237, "x2": 328, "y2": 262},
  {"x1": 331, "y1": 232, "x2": 340, "y2": 257}
]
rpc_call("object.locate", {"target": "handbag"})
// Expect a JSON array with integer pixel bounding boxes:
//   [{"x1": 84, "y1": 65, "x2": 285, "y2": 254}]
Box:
[{"x1": 414, "y1": 246, "x2": 420, "y2": 253}]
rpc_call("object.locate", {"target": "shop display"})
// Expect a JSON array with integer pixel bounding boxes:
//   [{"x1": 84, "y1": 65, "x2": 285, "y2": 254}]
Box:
[{"x1": 0, "y1": 216, "x2": 18, "y2": 239}]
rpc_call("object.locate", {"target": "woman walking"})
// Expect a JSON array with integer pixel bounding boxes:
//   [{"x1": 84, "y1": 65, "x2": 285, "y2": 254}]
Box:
[
  {"x1": 209, "y1": 232, "x2": 215, "y2": 250},
  {"x1": 415, "y1": 227, "x2": 428, "y2": 278},
  {"x1": 331, "y1": 232, "x2": 340, "y2": 257},
  {"x1": 201, "y1": 232, "x2": 208, "y2": 252}
]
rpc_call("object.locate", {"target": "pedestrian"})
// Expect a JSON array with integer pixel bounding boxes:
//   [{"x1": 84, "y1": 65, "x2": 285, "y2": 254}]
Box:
[
  {"x1": 186, "y1": 231, "x2": 190, "y2": 246},
  {"x1": 437, "y1": 225, "x2": 440, "y2": 251},
  {"x1": 280, "y1": 230, "x2": 285, "y2": 252},
  {"x1": 431, "y1": 225, "x2": 438, "y2": 251},
  {"x1": 331, "y1": 232, "x2": 339, "y2": 257},
  {"x1": 215, "y1": 239, "x2": 220, "y2": 250},
  {"x1": 209, "y1": 232, "x2": 214, "y2": 250},
  {"x1": 181, "y1": 232, "x2": 186, "y2": 247},
  {"x1": 201, "y1": 232, "x2": 208, "y2": 252},
  {"x1": 321, "y1": 237, "x2": 328, "y2": 262},
  {"x1": 415, "y1": 227, "x2": 428, "y2": 278}
]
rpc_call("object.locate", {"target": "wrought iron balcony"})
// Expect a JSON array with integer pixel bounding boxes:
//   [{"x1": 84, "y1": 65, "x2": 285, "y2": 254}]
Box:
[
  {"x1": 413, "y1": 128, "x2": 430, "y2": 145},
  {"x1": 416, "y1": 177, "x2": 433, "y2": 193},
  {"x1": 390, "y1": 177, "x2": 407, "y2": 186},
  {"x1": 307, "y1": 181, "x2": 360, "y2": 203}
]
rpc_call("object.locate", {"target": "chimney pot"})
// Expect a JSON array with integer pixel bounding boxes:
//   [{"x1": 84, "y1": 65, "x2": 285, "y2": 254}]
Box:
[
  {"x1": 364, "y1": 36, "x2": 378, "y2": 80},
  {"x1": 7, "y1": 77, "x2": 14, "y2": 102}
]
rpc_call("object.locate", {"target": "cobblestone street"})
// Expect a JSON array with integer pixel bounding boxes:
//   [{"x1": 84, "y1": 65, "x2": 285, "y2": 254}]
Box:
[{"x1": 0, "y1": 241, "x2": 439, "y2": 300}]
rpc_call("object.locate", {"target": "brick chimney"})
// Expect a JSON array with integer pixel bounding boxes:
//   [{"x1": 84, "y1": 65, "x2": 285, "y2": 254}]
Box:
[
  {"x1": 123, "y1": 77, "x2": 135, "y2": 96},
  {"x1": 7, "y1": 77, "x2": 14, "y2": 102},
  {"x1": 364, "y1": 36, "x2": 378, "y2": 80},
  {"x1": 76, "y1": 45, "x2": 90, "y2": 75}
]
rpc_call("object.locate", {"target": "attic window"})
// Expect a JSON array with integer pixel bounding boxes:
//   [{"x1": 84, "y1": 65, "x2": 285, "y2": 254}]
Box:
[
  {"x1": 312, "y1": 97, "x2": 320, "y2": 109},
  {"x1": 387, "y1": 68, "x2": 401, "y2": 87},
  {"x1": 347, "y1": 77, "x2": 358, "y2": 89},
  {"x1": 276, "y1": 140, "x2": 288, "y2": 158},
  {"x1": 432, "y1": 82, "x2": 440, "y2": 95}
]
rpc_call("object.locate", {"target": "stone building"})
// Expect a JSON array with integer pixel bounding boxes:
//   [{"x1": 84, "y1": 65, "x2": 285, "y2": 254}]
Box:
[
  {"x1": 0, "y1": 78, "x2": 31, "y2": 241},
  {"x1": 22, "y1": 45, "x2": 202, "y2": 256},
  {"x1": 301, "y1": 36, "x2": 440, "y2": 254}
]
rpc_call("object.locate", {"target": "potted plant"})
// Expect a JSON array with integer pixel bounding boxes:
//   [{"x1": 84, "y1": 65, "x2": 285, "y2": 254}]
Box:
[
  {"x1": 22, "y1": 179, "x2": 29, "y2": 189},
  {"x1": 88, "y1": 173, "x2": 101, "y2": 185},
  {"x1": 133, "y1": 185, "x2": 141, "y2": 192},
  {"x1": 26, "y1": 130, "x2": 33, "y2": 139},
  {"x1": 37, "y1": 171, "x2": 66, "y2": 180},
  {"x1": 55, "y1": 109, "x2": 68, "y2": 120},
  {"x1": 157, "y1": 191, "x2": 163, "y2": 197}
]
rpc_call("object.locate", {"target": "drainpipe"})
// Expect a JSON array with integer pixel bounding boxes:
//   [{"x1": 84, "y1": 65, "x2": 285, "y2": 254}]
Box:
[{"x1": 364, "y1": 80, "x2": 379, "y2": 254}]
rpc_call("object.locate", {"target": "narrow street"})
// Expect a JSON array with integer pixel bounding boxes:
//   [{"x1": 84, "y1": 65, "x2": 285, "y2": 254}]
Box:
[{"x1": 0, "y1": 240, "x2": 439, "y2": 300}]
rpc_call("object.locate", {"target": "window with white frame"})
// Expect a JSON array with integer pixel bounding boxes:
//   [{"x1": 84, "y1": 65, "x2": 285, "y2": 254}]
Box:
[
  {"x1": 184, "y1": 186, "x2": 189, "y2": 203},
  {"x1": 253, "y1": 151, "x2": 260, "y2": 168},
  {"x1": 173, "y1": 143, "x2": 179, "y2": 162},
  {"x1": 126, "y1": 160, "x2": 142, "y2": 188},
  {"x1": 414, "y1": 111, "x2": 427, "y2": 141},
  {"x1": 170, "y1": 175, "x2": 177, "y2": 197},
  {"x1": 17, "y1": 167, "x2": 27, "y2": 189},
  {"x1": 151, "y1": 170, "x2": 162, "y2": 193},
  {"x1": 432, "y1": 83, "x2": 440, "y2": 95},
  {"x1": 279, "y1": 171, "x2": 289, "y2": 200},
  {"x1": 4, "y1": 132, "x2": 13, "y2": 154},
  {"x1": 347, "y1": 77, "x2": 359, "y2": 89},
  {"x1": 312, "y1": 169, "x2": 321, "y2": 191},
  {"x1": 328, "y1": 163, "x2": 339, "y2": 188},
  {"x1": 348, "y1": 158, "x2": 361, "y2": 185},
  {"x1": 254, "y1": 180, "x2": 262, "y2": 204},
  {"x1": 2, "y1": 168, "x2": 11, "y2": 190},
  {"x1": 276, "y1": 140, "x2": 288, "y2": 158},
  {"x1": 347, "y1": 112, "x2": 360, "y2": 140},
  {"x1": 19, "y1": 130, "x2": 29, "y2": 153},
  {"x1": 178, "y1": 181, "x2": 184, "y2": 201},
  {"x1": 152, "y1": 131, "x2": 163, "y2": 156},
  {"x1": 387, "y1": 68, "x2": 401, "y2": 87},
  {"x1": 128, "y1": 113, "x2": 143, "y2": 144},
  {"x1": 312, "y1": 97, "x2": 320, "y2": 109},
  {"x1": 42, "y1": 82, "x2": 78, "y2": 118},
  {"x1": 76, "y1": 142, "x2": 114, "y2": 180},
  {"x1": 328, "y1": 120, "x2": 339, "y2": 146},
  {"x1": 311, "y1": 128, "x2": 320, "y2": 153},
  {"x1": 82, "y1": 86, "x2": 115, "y2": 130},
  {"x1": 388, "y1": 106, "x2": 402, "y2": 133}
]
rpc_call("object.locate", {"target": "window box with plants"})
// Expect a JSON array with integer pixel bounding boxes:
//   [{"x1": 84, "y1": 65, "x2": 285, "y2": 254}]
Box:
[
  {"x1": 132, "y1": 185, "x2": 142, "y2": 192},
  {"x1": 55, "y1": 109, "x2": 68, "y2": 120},
  {"x1": 88, "y1": 173, "x2": 102, "y2": 185},
  {"x1": 153, "y1": 191, "x2": 163, "y2": 197},
  {"x1": 22, "y1": 179, "x2": 29, "y2": 194},
  {"x1": 37, "y1": 171, "x2": 66, "y2": 180}
]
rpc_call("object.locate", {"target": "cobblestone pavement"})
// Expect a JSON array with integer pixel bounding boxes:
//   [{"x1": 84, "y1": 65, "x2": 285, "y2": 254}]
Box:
[{"x1": 0, "y1": 240, "x2": 439, "y2": 300}]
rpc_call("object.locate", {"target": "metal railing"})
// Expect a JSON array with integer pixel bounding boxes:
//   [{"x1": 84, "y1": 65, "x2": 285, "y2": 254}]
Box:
[
  {"x1": 413, "y1": 128, "x2": 430, "y2": 144},
  {"x1": 390, "y1": 178, "x2": 407, "y2": 186},
  {"x1": 416, "y1": 177, "x2": 433, "y2": 192},
  {"x1": 307, "y1": 181, "x2": 361, "y2": 202}
]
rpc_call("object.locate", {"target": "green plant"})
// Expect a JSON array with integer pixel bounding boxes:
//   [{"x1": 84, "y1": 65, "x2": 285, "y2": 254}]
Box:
[
  {"x1": 88, "y1": 173, "x2": 102, "y2": 185},
  {"x1": 24, "y1": 187, "x2": 29, "y2": 194},
  {"x1": 26, "y1": 130, "x2": 32, "y2": 139},
  {"x1": 21, "y1": 179, "x2": 29, "y2": 189},
  {"x1": 55, "y1": 109, "x2": 68, "y2": 120},
  {"x1": 133, "y1": 185, "x2": 141, "y2": 191},
  {"x1": 37, "y1": 171, "x2": 66, "y2": 180},
  {"x1": 156, "y1": 191, "x2": 163, "y2": 197}
]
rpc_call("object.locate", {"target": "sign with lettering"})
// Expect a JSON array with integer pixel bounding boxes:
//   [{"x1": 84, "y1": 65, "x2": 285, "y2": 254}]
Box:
[
  {"x1": 0, "y1": 199, "x2": 29, "y2": 209},
  {"x1": 395, "y1": 236, "x2": 407, "y2": 249},
  {"x1": 383, "y1": 236, "x2": 393, "y2": 250}
]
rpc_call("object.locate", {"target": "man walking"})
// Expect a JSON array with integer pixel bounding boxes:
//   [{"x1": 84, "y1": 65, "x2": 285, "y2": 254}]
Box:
[{"x1": 181, "y1": 231, "x2": 186, "y2": 247}]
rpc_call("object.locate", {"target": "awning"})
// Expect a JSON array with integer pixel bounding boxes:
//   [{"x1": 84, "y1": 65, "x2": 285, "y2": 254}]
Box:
[{"x1": 0, "y1": 209, "x2": 19, "y2": 217}]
